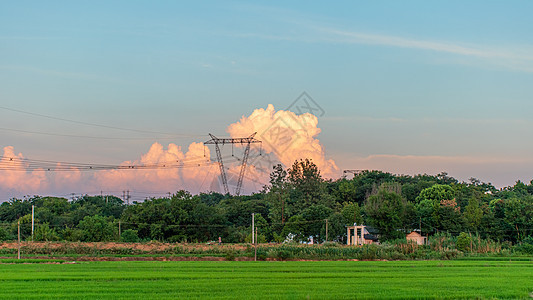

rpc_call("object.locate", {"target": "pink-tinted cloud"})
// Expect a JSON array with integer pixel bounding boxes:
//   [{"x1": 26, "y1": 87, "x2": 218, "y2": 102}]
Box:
[
  {"x1": 93, "y1": 142, "x2": 212, "y2": 193},
  {"x1": 0, "y1": 146, "x2": 48, "y2": 194},
  {"x1": 227, "y1": 104, "x2": 338, "y2": 178},
  {"x1": 0, "y1": 105, "x2": 339, "y2": 197},
  {"x1": 340, "y1": 154, "x2": 533, "y2": 187}
]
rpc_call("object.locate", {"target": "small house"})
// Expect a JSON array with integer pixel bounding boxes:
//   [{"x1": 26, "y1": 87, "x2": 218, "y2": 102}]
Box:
[
  {"x1": 346, "y1": 224, "x2": 378, "y2": 245},
  {"x1": 406, "y1": 231, "x2": 427, "y2": 245}
]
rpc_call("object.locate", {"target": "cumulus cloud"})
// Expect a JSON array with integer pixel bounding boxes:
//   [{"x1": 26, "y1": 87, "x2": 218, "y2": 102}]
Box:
[
  {"x1": 0, "y1": 105, "x2": 338, "y2": 197},
  {"x1": 93, "y1": 142, "x2": 212, "y2": 193},
  {"x1": 227, "y1": 104, "x2": 338, "y2": 177},
  {"x1": 0, "y1": 146, "x2": 48, "y2": 194}
]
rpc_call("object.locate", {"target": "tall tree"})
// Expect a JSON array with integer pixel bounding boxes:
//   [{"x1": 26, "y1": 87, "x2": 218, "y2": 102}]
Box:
[
  {"x1": 365, "y1": 185, "x2": 409, "y2": 241},
  {"x1": 288, "y1": 159, "x2": 324, "y2": 209}
]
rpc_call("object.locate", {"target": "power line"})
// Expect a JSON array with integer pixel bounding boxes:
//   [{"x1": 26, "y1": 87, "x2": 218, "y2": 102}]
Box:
[
  {"x1": 0, "y1": 127, "x2": 189, "y2": 140},
  {"x1": 0, "y1": 155, "x2": 220, "y2": 172},
  {"x1": 0, "y1": 105, "x2": 203, "y2": 137}
]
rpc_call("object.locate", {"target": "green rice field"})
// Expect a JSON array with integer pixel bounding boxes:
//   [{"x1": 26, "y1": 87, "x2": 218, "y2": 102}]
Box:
[{"x1": 0, "y1": 260, "x2": 532, "y2": 299}]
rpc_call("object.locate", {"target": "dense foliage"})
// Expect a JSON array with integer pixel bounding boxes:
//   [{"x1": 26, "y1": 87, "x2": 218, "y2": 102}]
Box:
[{"x1": 1, "y1": 159, "x2": 532, "y2": 248}]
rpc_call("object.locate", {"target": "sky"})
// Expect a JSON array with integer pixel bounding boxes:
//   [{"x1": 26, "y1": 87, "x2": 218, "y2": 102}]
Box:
[{"x1": 1, "y1": 1, "x2": 533, "y2": 200}]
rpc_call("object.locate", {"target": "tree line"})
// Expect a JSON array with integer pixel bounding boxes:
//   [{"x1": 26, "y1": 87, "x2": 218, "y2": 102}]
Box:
[{"x1": 0, "y1": 159, "x2": 532, "y2": 244}]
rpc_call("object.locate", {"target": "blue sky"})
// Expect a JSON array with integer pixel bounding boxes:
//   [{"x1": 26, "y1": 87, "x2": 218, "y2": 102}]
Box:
[{"x1": 1, "y1": 1, "x2": 533, "y2": 195}]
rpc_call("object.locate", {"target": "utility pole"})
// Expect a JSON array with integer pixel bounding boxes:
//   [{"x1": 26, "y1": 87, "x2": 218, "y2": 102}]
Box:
[
  {"x1": 127, "y1": 190, "x2": 130, "y2": 205},
  {"x1": 17, "y1": 220, "x2": 21, "y2": 260},
  {"x1": 204, "y1": 133, "x2": 261, "y2": 195},
  {"x1": 254, "y1": 226, "x2": 257, "y2": 262},
  {"x1": 251, "y1": 213, "x2": 255, "y2": 245},
  {"x1": 280, "y1": 193, "x2": 285, "y2": 225},
  {"x1": 119, "y1": 221, "x2": 121, "y2": 240},
  {"x1": 325, "y1": 219, "x2": 328, "y2": 242},
  {"x1": 31, "y1": 205, "x2": 34, "y2": 242}
]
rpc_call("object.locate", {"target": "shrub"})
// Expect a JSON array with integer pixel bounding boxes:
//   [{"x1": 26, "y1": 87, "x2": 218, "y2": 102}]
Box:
[
  {"x1": 430, "y1": 232, "x2": 454, "y2": 251},
  {"x1": 440, "y1": 249, "x2": 461, "y2": 260},
  {"x1": 0, "y1": 226, "x2": 12, "y2": 241},
  {"x1": 267, "y1": 247, "x2": 293, "y2": 261},
  {"x1": 62, "y1": 228, "x2": 84, "y2": 242},
  {"x1": 322, "y1": 242, "x2": 340, "y2": 247},
  {"x1": 224, "y1": 250, "x2": 236, "y2": 261},
  {"x1": 360, "y1": 244, "x2": 379, "y2": 260},
  {"x1": 120, "y1": 229, "x2": 140, "y2": 243},
  {"x1": 513, "y1": 236, "x2": 533, "y2": 254},
  {"x1": 78, "y1": 215, "x2": 116, "y2": 242},
  {"x1": 456, "y1": 232, "x2": 472, "y2": 252},
  {"x1": 34, "y1": 224, "x2": 60, "y2": 241}
]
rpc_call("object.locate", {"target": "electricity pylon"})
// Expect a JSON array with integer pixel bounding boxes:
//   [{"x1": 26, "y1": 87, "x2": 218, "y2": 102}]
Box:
[{"x1": 204, "y1": 132, "x2": 261, "y2": 195}]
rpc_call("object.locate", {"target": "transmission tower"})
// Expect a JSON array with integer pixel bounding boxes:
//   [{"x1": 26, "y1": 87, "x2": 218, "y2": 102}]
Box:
[{"x1": 204, "y1": 132, "x2": 261, "y2": 195}]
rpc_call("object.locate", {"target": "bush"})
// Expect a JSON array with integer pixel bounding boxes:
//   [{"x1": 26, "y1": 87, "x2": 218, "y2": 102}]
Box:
[
  {"x1": 440, "y1": 249, "x2": 461, "y2": 260},
  {"x1": 62, "y1": 228, "x2": 84, "y2": 242},
  {"x1": 456, "y1": 232, "x2": 472, "y2": 252},
  {"x1": 513, "y1": 236, "x2": 533, "y2": 254},
  {"x1": 322, "y1": 242, "x2": 341, "y2": 247},
  {"x1": 120, "y1": 229, "x2": 140, "y2": 243},
  {"x1": 430, "y1": 232, "x2": 455, "y2": 251},
  {"x1": 78, "y1": 215, "x2": 116, "y2": 242},
  {"x1": 360, "y1": 244, "x2": 379, "y2": 260},
  {"x1": 34, "y1": 224, "x2": 60, "y2": 241},
  {"x1": 267, "y1": 247, "x2": 293, "y2": 261},
  {"x1": 224, "y1": 250, "x2": 236, "y2": 261},
  {"x1": 0, "y1": 226, "x2": 12, "y2": 241}
]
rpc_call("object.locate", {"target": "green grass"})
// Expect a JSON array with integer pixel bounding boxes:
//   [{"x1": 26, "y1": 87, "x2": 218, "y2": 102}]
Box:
[
  {"x1": 0, "y1": 258, "x2": 66, "y2": 264},
  {"x1": 0, "y1": 253, "x2": 225, "y2": 258},
  {"x1": 0, "y1": 260, "x2": 531, "y2": 299}
]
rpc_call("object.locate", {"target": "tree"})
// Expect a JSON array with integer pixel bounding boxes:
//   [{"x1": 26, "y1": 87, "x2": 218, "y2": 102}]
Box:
[
  {"x1": 464, "y1": 197, "x2": 483, "y2": 232},
  {"x1": 326, "y1": 212, "x2": 347, "y2": 242},
  {"x1": 34, "y1": 223, "x2": 59, "y2": 241},
  {"x1": 78, "y1": 215, "x2": 116, "y2": 242},
  {"x1": 0, "y1": 198, "x2": 32, "y2": 222},
  {"x1": 456, "y1": 232, "x2": 472, "y2": 252},
  {"x1": 266, "y1": 164, "x2": 291, "y2": 232},
  {"x1": 246, "y1": 213, "x2": 269, "y2": 243},
  {"x1": 341, "y1": 202, "x2": 363, "y2": 226},
  {"x1": 288, "y1": 159, "x2": 324, "y2": 209},
  {"x1": 281, "y1": 215, "x2": 306, "y2": 242},
  {"x1": 503, "y1": 196, "x2": 533, "y2": 242},
  {"x1": 35, "y1": 197, "x2": 71, "y2": 229},
  {"x1": 416, "y1": 184, "x2": 464, "y2": 233},
  {"x1": 0, "y1": 226, "x2": 12, "y2": 241},
  {"x1": 336, "y1": 179, "x2": 358, "y2": 203},
  {"x1": 416, "y1": 199, "x2": 436, "y2": 234},
  {"x1": 120, "y1": 229, "x2": 140, "y2": 243},
  {"x1": 436, "y1": 199, "x2": 465, "y2": 233},
  {"x1": 415, "y1": 184, "x2": 455, "y2": 205},
  {"x1": 364, "y1": 186, "x2": 409, "y2": 241},
  {"x1": 302, "y1": 205, "x2": 332, "y2": 242}
]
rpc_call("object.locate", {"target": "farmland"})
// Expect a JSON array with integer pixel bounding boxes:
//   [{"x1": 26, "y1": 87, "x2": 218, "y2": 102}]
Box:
[{"x1": 1, "y1": 260, "x2": 532, "y2": 299}]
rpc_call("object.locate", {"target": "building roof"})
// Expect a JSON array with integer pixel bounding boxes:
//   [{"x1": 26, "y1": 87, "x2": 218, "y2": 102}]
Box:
[
  {"x1": 364, "y1": 234, "x2": 378, "y2": 241},
  {"x1": 406, "y1": 231, "x2": 424, "y2": 238}
]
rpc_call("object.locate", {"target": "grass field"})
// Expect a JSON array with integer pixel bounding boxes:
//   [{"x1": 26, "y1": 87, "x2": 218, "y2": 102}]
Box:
[{"x1": 0, "y1": 260, "x2": 532, "y2": 299}]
